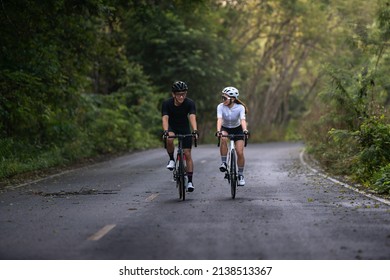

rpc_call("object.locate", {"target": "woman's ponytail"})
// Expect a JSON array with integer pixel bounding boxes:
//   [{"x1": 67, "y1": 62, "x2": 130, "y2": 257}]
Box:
[{"x1": 235, "y1": 99, "x2": 249, "y2": 114}]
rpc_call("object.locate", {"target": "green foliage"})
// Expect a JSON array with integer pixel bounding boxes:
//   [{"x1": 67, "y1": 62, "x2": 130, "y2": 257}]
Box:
[
  {"x1": 302, "y1": 0, "x2": 390, "y2": 193},
  {"x1": 123, "y1": 1, "x2": 243, "y2": 126},
  {"x1": 0, "y1": 84, "x2": 161, "y2": 179},
  {"x1": 0, "y1": 138, "x2": 64, "y2": 179},
  {"x1": 0, "y1": 0, "x2": 104, "y2": 143},
  {"x1": 84, "y1": 90, "x2": 161, "y2": 154},
  {"x1": 319, "y1": 128, "x2": 359, "y2": 174},
  {"x1": 373, "y1": 164, "x2": 390, "y2": 194},
  {"x1": 354, "y1": 116, "x2": 390, "y2": 181},
  {"x1": 376, "y1": 1, "x2": 390, "y2": 42},
  {"x1": 0, "y1": 1, "x2": 164, "y2": 179}
]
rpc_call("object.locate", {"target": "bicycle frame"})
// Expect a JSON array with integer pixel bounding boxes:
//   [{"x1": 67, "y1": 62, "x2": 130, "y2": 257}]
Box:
[
  {"x1": 165, "y1": 134, "x2": 197, "y2": 201},
  {"x1": 218, "y1": 134, "x2": 247, "y2": 199}
]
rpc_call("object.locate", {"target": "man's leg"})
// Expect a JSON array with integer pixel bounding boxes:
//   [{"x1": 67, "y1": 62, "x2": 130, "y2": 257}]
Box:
[{"x1": 166, "y1": 132, "x2": 175, "y2": 170}]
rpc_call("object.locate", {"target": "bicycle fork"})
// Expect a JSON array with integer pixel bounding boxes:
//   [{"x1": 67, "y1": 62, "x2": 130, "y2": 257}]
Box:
[{"x1": 225, "y1": 140, "x2": 237, "y2": 182}]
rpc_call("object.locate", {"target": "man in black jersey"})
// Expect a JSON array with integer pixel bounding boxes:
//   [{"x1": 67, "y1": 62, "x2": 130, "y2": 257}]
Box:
[{"x1": 161, "y1": 81, "x2": 198, "y2": 192}]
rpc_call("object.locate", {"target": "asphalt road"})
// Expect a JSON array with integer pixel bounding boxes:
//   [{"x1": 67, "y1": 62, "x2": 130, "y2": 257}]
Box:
[{"x1": 0, "y1": 142, "x2": 389, "y2": 260}]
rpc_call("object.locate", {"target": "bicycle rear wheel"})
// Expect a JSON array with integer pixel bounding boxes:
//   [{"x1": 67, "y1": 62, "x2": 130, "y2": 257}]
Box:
[{"x1": 230, "y1": 149, "x2": 237, "y2": 199}]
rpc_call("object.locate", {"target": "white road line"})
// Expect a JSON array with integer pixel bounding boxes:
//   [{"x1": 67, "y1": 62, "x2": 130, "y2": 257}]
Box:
[
  {"x1": 299, "y1": 149, "x2": 390, "y2": 206},
  {"x1": 5, "y1": 170, "x2": 75, "y2": 191},
  {"x1": 88, "y1": 224, "x2": 116, "y2": 241},
  {"x1": 145, "y1": 193, "x2": 159, "y2": 202}
]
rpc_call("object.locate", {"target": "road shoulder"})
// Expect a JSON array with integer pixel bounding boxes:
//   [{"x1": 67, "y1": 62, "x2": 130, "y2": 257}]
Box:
[{"x1": 300, "y1": 148, "x2": 390, "y2": 206}]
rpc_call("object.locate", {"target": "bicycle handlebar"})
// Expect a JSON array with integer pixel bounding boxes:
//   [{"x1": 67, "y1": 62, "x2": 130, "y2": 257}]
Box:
[
  {"x1": 164, "y1": 134, "x2": 198, "y2": 149},
  {"x1": 217, "y1": 134, "x2": 248, "y2": 147}
]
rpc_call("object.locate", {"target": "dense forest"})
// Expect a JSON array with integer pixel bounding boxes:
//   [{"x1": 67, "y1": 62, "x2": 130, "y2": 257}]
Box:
[{"x1": 1, "y1": 0, "x2": 389, "y2": 194}]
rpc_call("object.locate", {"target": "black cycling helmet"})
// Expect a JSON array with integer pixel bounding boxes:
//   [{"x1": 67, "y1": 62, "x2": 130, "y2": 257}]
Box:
[{"x1": 172, "y1": 81, "x2": 188, "y2": 92}]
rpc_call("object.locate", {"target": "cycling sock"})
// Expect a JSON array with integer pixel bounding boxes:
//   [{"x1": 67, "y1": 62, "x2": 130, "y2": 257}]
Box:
[
  {"x1": 238, "y1": 167, "x2": 244, "y2": 176},
  {"x1": 187, "y1": 172, "x2": 193, "y2": 182},
  {"x1": 168, "y1": 152, "x2": 174, "y2": 161},
  {"x1": 221, "y1": 156, "x2": 227, "y2": 163}
]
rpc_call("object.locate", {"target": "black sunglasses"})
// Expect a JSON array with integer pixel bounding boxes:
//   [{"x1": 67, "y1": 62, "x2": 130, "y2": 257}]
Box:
[
  {"x1": 221, "y1": 96, "x2": 231, "y2": 101},
  {"x1": 174, "y1": 92, "x2": 187, "y2": 97}
]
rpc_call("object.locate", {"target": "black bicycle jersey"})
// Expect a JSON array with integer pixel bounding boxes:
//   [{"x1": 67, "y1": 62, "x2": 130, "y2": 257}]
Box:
[{"x1": 161, "y1": 97, "x2": 196, "y2": 132}]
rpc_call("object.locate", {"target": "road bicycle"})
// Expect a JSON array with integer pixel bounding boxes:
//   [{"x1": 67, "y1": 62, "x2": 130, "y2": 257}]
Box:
[
  {"x1": 164, "y1": 134, "x2": 197, "y2": 201},
  {"x1": 217, "y1": 134, "x2": 248, "y2": 199}
]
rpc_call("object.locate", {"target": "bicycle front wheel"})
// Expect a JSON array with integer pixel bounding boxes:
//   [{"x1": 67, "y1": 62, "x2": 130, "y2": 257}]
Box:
[
  {"x1": 177, "y1": 154, "x2": 186, "y2": 201},
  {"x1": 230, "y1": 149, "x2": 237, "y2": 199},
  {"x1": 176, "y1": 171, "x2": 183, "y2": 200}
]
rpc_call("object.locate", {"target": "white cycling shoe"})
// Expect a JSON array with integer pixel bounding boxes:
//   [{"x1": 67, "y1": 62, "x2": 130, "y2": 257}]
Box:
[
  {"x1": 166, "y1": 160, "x2": 175, "y2": 170},
  {"x1": 187, "y1": 182, "x2": 194, "y2": 192},
  {"x1": 219, "y1": 162, "x2": 227, "y2": 172},
  {"x1": 238, "y1": 175, "x2": 245, "y2": 186}
]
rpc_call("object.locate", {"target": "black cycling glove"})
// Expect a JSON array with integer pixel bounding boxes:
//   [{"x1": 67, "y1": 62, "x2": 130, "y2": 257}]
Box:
[{"x1": 192, "y1": 130, "x2": 199, "y2": 139}]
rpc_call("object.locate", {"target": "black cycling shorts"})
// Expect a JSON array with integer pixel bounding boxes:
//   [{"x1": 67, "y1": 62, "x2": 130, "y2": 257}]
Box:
[
  {"x1": 221, "y1": 125, "x2": 244, "y2": 141},
  {"x1": 168, "y1": 128, "x2": 193, "y2": 149}
]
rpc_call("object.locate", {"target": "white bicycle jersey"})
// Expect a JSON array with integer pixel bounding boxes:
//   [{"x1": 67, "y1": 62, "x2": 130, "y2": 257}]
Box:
[{"x1": 217, "y1": 103, "x2": 246, "y2": 128}]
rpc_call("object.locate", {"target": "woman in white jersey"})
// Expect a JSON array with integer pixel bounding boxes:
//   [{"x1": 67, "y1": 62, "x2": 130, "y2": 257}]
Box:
[{"x1": 216, "y1": 86, "x2": 249, "y2": 186}]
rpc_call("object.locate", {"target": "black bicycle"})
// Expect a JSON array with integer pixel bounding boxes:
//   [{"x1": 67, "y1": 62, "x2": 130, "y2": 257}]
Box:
[
  {"x1": 164, "y1": 134, "x2": 197, "y2": 201},
  {"x1": 217, "y1": 134, "x2": 247, "y2": 199}
]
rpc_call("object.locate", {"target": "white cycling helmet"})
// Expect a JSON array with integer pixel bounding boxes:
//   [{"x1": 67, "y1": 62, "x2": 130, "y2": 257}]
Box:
[{"x1": 222, "y1": 86, "x2": 239, "y2": 98}]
